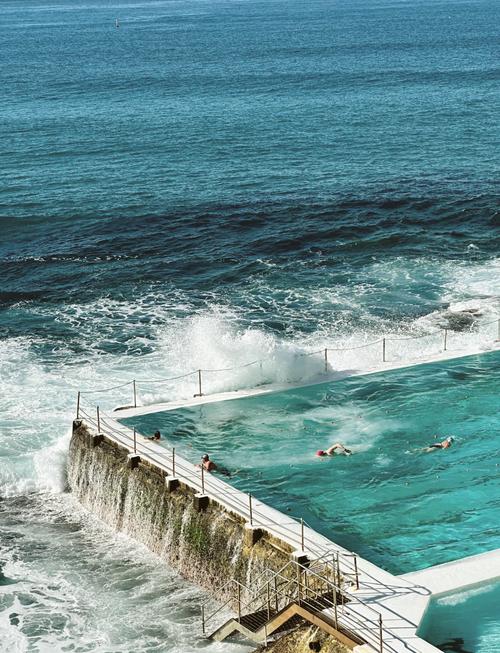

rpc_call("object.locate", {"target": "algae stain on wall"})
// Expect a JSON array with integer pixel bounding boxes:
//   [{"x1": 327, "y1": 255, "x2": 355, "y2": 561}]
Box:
[{"x1": 67, "y1": 422, "x2": 292, "y2": 606}]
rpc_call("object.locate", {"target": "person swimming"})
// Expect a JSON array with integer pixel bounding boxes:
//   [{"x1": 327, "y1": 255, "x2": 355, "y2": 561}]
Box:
[
  {"x1": 424, "y1": 436, "x2": 454, "y2": 452},
  {"x1": 147, "y1": 430, "x2": 161, "y2": 441},
  {"x1": 316, "y1": 443, "x2": 352, "y2": 457},
  {"x1": 198, "y1": 454, "x2": 217, "y2": 471}
]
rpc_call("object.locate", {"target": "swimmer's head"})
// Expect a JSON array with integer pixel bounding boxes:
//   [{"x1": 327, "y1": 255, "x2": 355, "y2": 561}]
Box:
[
  {"x1": 316, "y1": 450, "x2": 326, "y2": 457},
  {"x1": 446, "y1": 436, "x2": 454, "y2": 444}
]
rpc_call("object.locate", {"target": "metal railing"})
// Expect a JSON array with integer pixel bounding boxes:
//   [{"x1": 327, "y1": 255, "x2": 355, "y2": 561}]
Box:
[
  {"x1": 76, "y1": 399, "x2": 462, "y2": 652},
  {"x1": 201, "y1": 557, "x2": 384, "y2": 652},
  {"x1": 74, "y1": 404, "x2": 423, "y2": 652},
  {"x1": 76, "y1": 316, "x2": 499, "y2": 406}
]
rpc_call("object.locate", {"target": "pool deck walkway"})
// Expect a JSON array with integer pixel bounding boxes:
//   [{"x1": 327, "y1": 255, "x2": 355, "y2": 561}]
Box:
[{"x1": 114, "y1": 340, "x2": 499, "y2": 420}]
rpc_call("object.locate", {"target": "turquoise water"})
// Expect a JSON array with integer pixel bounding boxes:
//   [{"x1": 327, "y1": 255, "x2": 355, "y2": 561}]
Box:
[
  {"x1": 123, "y1": 351, "x2": 500, "y2": 575},
  {"x1": 422, "y1": 582, "x2": 500, "y2": 653}
]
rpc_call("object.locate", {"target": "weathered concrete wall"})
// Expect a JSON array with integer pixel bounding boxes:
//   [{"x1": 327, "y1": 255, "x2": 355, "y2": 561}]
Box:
[{"x1": 67, "y1": 421, "x2": 292, "y2": 606}]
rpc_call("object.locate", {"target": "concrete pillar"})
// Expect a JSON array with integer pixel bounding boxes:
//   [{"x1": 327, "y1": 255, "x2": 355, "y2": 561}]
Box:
[
  {"x1": 193, "y1": 493, "x2": 209, "y2": 512},
  {"x1": 165, "y1": 476, "x2": 180, "y2": 492},
  {"x1": 244, "y1": 524, "x2": 263, "y2": 547},
  {"x1": 73, "y1": 419, "x2": 82, "y2": 431},
  {"x1": 291, "y1": 550, "x2": 310, "y2": 567},
  {"x1": 127, "y1": 453, "x2": 140, "y2": 470}
]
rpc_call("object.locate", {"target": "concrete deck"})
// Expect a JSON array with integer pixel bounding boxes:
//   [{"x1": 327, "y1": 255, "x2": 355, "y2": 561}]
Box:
[{"x1": 114, "y1": 340, "x2": 499, "y2": 419}]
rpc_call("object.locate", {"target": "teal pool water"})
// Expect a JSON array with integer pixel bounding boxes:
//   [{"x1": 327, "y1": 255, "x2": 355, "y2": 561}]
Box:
[
  {"x1": 122, "y1": 351, "x2": 500, "y2": 575},
  {"x1": 422, "y1": 582, "x2": 500, "y2": 653}
]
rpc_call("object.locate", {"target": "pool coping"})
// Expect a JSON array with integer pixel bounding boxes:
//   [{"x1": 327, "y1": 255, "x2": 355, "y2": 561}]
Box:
[{"x1": 114, "y1": 340, "x2": 499, "y2": 420}]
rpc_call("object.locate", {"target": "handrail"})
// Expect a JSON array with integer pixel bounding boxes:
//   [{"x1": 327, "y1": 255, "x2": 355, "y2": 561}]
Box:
[
  {"x1": 76, "y1": 315, "x2": 499, "y2": 397},
  {"x1": 76, "y1": 406, "x2": 436, "y2": 653},
  {"x1": 202, "y1": 557, "x2": 385, "y2": 652}
]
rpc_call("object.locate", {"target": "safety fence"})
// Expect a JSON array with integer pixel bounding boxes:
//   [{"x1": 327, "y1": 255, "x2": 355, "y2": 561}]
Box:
[{"x1": 76, "y1": 316, "x2": 499, "y2": 408}]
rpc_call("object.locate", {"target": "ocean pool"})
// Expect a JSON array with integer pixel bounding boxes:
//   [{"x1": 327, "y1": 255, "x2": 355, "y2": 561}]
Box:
[
  {"x1": 421, "y1": 582, "x2": 500, "y2": 653},
  {"x1": 122, "y1": 351, "x2": 500, "y2": 575}
]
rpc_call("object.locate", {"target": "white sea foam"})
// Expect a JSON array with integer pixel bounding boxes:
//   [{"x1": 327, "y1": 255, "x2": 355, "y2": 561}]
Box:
[{"x1": 0, "y1": 258, "x2": 498, "y2": 497}]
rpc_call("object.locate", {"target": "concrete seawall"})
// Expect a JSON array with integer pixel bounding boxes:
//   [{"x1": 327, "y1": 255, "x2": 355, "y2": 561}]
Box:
[{"x1": 67, "y1": 420, "x2": 294, "y2": 608}]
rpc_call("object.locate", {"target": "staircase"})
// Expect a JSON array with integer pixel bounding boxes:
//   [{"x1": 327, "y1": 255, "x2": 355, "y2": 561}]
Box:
[{"x1": 201, "y1": 557, "x2": 384, "y2": 651}]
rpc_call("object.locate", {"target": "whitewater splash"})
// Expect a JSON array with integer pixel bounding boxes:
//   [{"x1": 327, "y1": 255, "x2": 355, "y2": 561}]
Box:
[{"x1": 0, "y1": 296, "x2": 498, "y2": 497}]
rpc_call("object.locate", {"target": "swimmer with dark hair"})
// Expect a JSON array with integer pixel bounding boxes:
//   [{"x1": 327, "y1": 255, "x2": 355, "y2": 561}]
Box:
[
  {"x1": 316, "y1": 443, "x2": 352, "y2": 457},
  {"x1": 423, "y1": 436, "x2": 454, "y2": 452}
]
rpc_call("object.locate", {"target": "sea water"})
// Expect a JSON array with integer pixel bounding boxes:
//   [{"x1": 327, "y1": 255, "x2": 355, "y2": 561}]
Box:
[{"x1": 1, "y1": 0, "x2": 499, "y2": 650}]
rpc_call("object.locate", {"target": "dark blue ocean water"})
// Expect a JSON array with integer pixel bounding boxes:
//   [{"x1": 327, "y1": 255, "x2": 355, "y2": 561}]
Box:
[{"x1": 0, "y1": 0, "x2": 499, "y2": 650}]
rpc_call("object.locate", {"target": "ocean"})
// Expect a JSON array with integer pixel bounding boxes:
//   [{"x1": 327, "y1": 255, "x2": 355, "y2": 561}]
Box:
[{"x1": 0, "y1": 0, "x2": 499, "y2": 650}]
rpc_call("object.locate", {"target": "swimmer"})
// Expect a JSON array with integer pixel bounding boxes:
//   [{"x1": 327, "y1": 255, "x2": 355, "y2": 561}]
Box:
[
  {"x1": 423, "y1": 436, "x2": 454, "y2": 452},
  {"x1": 316, "y1": 443, "x2": 352, "y2": 457},
  {"x1": 147, "y1": 430, "x2": 161, "y2": 441},
  {"x1": 197, "y1": 454, "x2": 217, "y2": 472}
]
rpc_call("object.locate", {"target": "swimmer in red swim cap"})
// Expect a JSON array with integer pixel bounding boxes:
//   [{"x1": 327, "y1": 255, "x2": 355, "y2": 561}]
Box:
[{"x1": 316, "y1": 443, "x2": 352, "y2": 457}]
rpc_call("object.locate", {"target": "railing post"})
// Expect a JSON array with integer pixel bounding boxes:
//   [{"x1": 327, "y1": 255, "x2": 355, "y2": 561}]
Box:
[
  {"x1": 296, "y1": 562, "x2": 302, "y2": 603},
  {"x1": 96, "y1": 405, "x2": 100, "y2": 432},
  {"x1": 336, "y1": 551, "x2": 341, "y2": 588},
  {"x1": 76, "y1": 391, "x2": 80, "y2": 419},
  {"x1": 133, "y1": 379, "x2": 137, "y2": 408},
  {"x1": 201, "y1": 463, "x2": 205, "y2": 494},
  {"x1": 133, "y1": 427, "x2": 137, "y2": 454},
  {"x1": 172, "y1": 447, "x2": 176, "y2": 476},
  {"x1": 443, "y1": 328, "x2": 448, "y2": 351},
  {"x1": 300, "y1": 518, "x2": 305, "y2": 551},
  {"x1": 194, "y1": 369, "x2": 203, "y2": 397},
  {"x1": 333, "y1": 579, "x2": 338, "y2": 628},
  {"x1": 324, "y1": 348, "x2": 328, "y2": 373},
  {"x1": 274, "y1": 575, "x2": 279, "y2": 612},
  {"x1": 201, "y1": 605, "x2": 205, "y2": 635},
  {"x1": 237, "y1": 583, "x2": 241, "y2": 623},
  {"x1": 264, "y1": 623, "x2": 268, "y2": 646},
  {"x1": 266, "y1": 581, "x2": 271, "y2": 619},
  {"x1": 382, "y1": 338, "x2": 386, "y2": 362},
  {"x1": 249, "y1": 493, "x2": 253, "y2": 526},
  {"x1": 379, "y1": 614, "x2": 383, "y2": 653},
  {"x1": 353, "y1": 554, "x2": 359, "y2": 590}
]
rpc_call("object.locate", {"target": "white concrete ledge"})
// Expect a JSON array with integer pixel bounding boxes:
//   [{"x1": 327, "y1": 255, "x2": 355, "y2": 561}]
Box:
[
  {"x1": 114, "y1": 342, "x2": 499, "y2": 419},
  {"x1": 402, "y1": 548, "x2": 500, "y2": 597}
]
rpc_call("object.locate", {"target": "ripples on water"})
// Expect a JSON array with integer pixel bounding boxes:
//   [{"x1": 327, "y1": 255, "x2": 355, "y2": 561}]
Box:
[{"x1": 0, "y1": 0, "x2": 499, "y2": 650}]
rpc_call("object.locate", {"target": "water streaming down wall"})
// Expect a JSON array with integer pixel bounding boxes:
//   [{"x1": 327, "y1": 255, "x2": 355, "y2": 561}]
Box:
[{"x1": 67, "y1": 421, "x2": 293, "y2": 608}]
